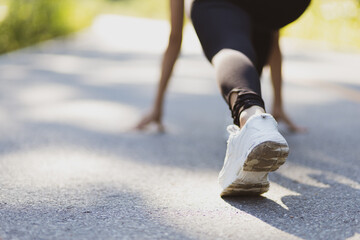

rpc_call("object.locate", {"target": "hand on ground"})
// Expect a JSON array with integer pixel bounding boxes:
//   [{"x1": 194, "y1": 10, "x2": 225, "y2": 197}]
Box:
[
  {"x1": 134, "y1": 109, "x2": 165, "y2": 133},
  {"x1": 272, "y1": 107, "x2": 307, "y2": 133}
]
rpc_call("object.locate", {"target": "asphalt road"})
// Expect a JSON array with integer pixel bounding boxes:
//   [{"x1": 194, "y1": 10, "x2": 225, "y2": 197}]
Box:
[{"x1": 0, "y1": 15, "x2": 359, "y2": 240}]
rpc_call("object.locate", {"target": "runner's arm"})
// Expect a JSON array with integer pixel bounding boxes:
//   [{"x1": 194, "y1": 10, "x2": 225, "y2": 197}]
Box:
[
  {"x1": 135, "y1": 0, "x2": 184, "y2": 131},
  {"x1": 269, "y1": 31, "x2": 306, "y2": 133}
]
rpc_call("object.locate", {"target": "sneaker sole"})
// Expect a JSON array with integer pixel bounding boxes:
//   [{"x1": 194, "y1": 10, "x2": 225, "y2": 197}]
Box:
[{"x1": 220, "y1": 141, "x2": 289, "y2": 197}]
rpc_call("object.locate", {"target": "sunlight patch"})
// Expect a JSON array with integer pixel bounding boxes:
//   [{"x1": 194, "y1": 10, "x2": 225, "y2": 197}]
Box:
[
  {"x1": 263, "y1": 182, "x2": 301, "y2": 210},
  {"x1": 277, "y1": 163, "x2": 330, "y2": 188},
  {"x1": 278, "y1": 162, "x2": 360, "y2": 190},
  {"x1": 17, "y1": 84, "x2": 76, "y2": 105},
  {"x1": 92, "y1": 15, "x2": 169, "y2": 53},
  {"x1": 21, "y1": 100, "x2": 140, "y2": 133}
]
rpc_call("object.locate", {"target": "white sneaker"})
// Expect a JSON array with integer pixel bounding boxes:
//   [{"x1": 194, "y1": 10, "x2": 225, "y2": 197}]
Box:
[{"x1": 219, "y1": 113, "x2": 289, "y2": 197}]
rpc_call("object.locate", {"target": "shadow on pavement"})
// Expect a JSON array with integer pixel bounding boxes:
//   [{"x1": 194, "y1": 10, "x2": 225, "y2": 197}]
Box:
[
  {"x1": 0, "y1": 186, "x2": 195, "y2": 240},
  {"x1": 224, "y1": 172, "x2": 360, "y2": 240}
]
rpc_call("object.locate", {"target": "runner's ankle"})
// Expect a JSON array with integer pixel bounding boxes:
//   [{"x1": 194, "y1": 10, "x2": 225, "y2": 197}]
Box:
[{"x1": 239, "y1": 106, "x2": 265, "y2": 128}]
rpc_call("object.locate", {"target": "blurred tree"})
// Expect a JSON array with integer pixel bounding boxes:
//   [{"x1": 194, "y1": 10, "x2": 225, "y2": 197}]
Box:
[
  {"x1": 282, "y1": 0, "x2": 360, "y2": 50},
  {"x1": 0, "y1": 0, "x2": 97, "y2": 54},
  {"x1": 100, "y1": 0, "x2": 168, "y2": 19}
]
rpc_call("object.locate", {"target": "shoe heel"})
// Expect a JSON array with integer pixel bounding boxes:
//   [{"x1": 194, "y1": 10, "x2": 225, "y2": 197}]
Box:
[
  {"x1": 243, "y1": 141, "x2": 289, "y2": 172},
  {"x1": 220, "y1": 180, "x2": 269, "y2": 197}
]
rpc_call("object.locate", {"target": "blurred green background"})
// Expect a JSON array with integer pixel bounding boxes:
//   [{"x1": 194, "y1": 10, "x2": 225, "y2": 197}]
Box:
[
  {"x1": 0, "y1": 0, "x2": 359, "y2": 54},
  {"x1": 0, "y1": 0, "x2": 98, "y2": 54}
]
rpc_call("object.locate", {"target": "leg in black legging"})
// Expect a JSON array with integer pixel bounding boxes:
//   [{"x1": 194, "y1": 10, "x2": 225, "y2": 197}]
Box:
[
  {"x1": 191, "y1": 0, "x2": 271, "y2": 126},
  {"x1": 190, "y1": 0, "x2": 310, "y2": 126},
  {"x1": 252, "y1": 28, "x2": 274, "y2": 75}
]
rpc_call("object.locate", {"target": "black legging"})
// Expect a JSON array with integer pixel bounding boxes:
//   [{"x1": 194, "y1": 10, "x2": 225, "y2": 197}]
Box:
[{"x1": 190, "y1": 0, "x2": 310, "y2": 126}]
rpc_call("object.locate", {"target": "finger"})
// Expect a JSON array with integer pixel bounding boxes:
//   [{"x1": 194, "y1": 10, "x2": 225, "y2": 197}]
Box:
[
  {"x1": 134, "y1": 117, "x2": 152, "y2": 130},
  {"x1": 283, "y1": 117, "x2": 307, "y2": 133},
  {"x1": 274, "y1": 112, "x2": 306, "y2": 133},
  {"x1": 157, "y1": 122, "x2": 165, "y2": 133},
  {"x1": 289, "y1": 125, "x2": 308, "y2": 133},
  {"x1": 271, "y1": 111, "x2": 282, "y2": 122}
]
